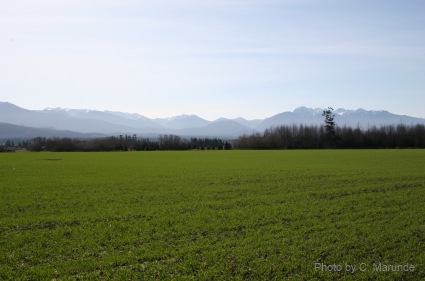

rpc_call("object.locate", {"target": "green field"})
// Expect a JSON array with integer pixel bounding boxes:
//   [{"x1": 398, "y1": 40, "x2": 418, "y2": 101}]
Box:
[{"x1": 1, "y1": 150, "x2": 424, "y2": 280}]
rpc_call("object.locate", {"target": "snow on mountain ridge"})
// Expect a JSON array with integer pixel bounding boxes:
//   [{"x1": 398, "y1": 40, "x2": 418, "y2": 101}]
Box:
[
  {"x1": 34, "y1": 104, "x2": 418, "y2": 125},
  {"x1": 167, "y1": 114, "x2": 193, "y2": 121},
  {"x1": 293, "y1": 106, "x2": 314, "y2": 116}
]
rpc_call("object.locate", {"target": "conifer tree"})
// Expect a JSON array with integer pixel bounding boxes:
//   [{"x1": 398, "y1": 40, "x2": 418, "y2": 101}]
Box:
[{"x1": 322, "y1": 107, "x2": 337, "y2": 147}]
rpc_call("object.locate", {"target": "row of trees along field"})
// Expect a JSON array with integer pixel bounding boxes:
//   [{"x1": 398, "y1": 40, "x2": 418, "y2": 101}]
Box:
[
  {"x1": 234, "y1": 108, "x2": 425, "y2": 149},
  {"x1": 0, "y1": 139, "x2": 30, "y2": 148},
  {"x1": 21, "y1": 135, "x2": 233, "y2": 152}
]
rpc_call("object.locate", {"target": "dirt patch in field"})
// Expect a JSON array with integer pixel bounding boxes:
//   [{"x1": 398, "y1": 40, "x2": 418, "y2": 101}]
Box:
[{"x1": 37, "y1": 158, "x2": 63, "y2": 161}]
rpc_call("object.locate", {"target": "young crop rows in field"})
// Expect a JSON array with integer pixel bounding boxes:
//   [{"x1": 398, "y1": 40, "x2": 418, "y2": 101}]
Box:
[{"x1": 1, "y1": 150, "x2": 424, "y2": 280}]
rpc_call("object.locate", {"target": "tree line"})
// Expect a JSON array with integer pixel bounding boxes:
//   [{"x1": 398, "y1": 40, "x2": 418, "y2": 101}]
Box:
[
  {"x1": 233, "y1": 123, "x2": 425, "y2": 149},
  {"x1": 19, "y1": 134, "x2": 233, "y2": 152},
  {"x1": 3, "y1": 110, "x2": 424, "y2": 152}
]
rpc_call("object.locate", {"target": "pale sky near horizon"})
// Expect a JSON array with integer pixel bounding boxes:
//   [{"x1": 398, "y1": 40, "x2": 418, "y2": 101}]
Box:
[{"x1": 1, "y1": 1, "x2": 424, "y2": 120}]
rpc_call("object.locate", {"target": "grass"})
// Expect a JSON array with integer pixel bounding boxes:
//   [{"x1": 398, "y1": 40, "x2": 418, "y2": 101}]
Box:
[{"x1": 1, "y1": 150, "x2": 424, "y2": 280}]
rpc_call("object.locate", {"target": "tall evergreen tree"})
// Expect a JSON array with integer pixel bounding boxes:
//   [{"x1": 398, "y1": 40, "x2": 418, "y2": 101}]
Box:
[{"x1": 322, "y1": 107, "x2": 337, "y2": 147}]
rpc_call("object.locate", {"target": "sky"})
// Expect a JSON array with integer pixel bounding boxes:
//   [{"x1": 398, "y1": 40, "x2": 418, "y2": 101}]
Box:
[{"x1": 1, "y1": 0, "x2": 424, "y2": 120}]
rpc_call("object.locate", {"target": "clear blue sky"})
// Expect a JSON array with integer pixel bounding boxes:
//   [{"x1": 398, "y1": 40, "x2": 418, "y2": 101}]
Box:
[{"x1": 1, "y1": 1, "x2": 424, "y2": 120}]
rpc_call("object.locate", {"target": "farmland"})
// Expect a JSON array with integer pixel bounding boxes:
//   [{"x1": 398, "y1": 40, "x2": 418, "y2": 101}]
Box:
[{"x1": 1, "y1": 150, "x2": 424, "y2": 280}]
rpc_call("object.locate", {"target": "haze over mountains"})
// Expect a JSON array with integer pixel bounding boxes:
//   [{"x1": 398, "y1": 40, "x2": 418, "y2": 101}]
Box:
[{"x1": 1, "y1": 102, "x2": 424, "y2": 140}]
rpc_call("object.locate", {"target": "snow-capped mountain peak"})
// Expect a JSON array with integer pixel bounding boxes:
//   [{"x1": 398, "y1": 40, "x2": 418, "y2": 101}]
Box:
[
  {"x1": 293, "y1": 106, "x2": 314, "y2": 116},
  {"x1": 167, "y1": 114, "x2": 193, "y2": 121}
]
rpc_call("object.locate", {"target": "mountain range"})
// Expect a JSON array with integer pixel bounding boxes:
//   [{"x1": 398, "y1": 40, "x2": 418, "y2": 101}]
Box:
[{"x1": 0, "y1": 102, "x2": 424, "y2": 140}]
